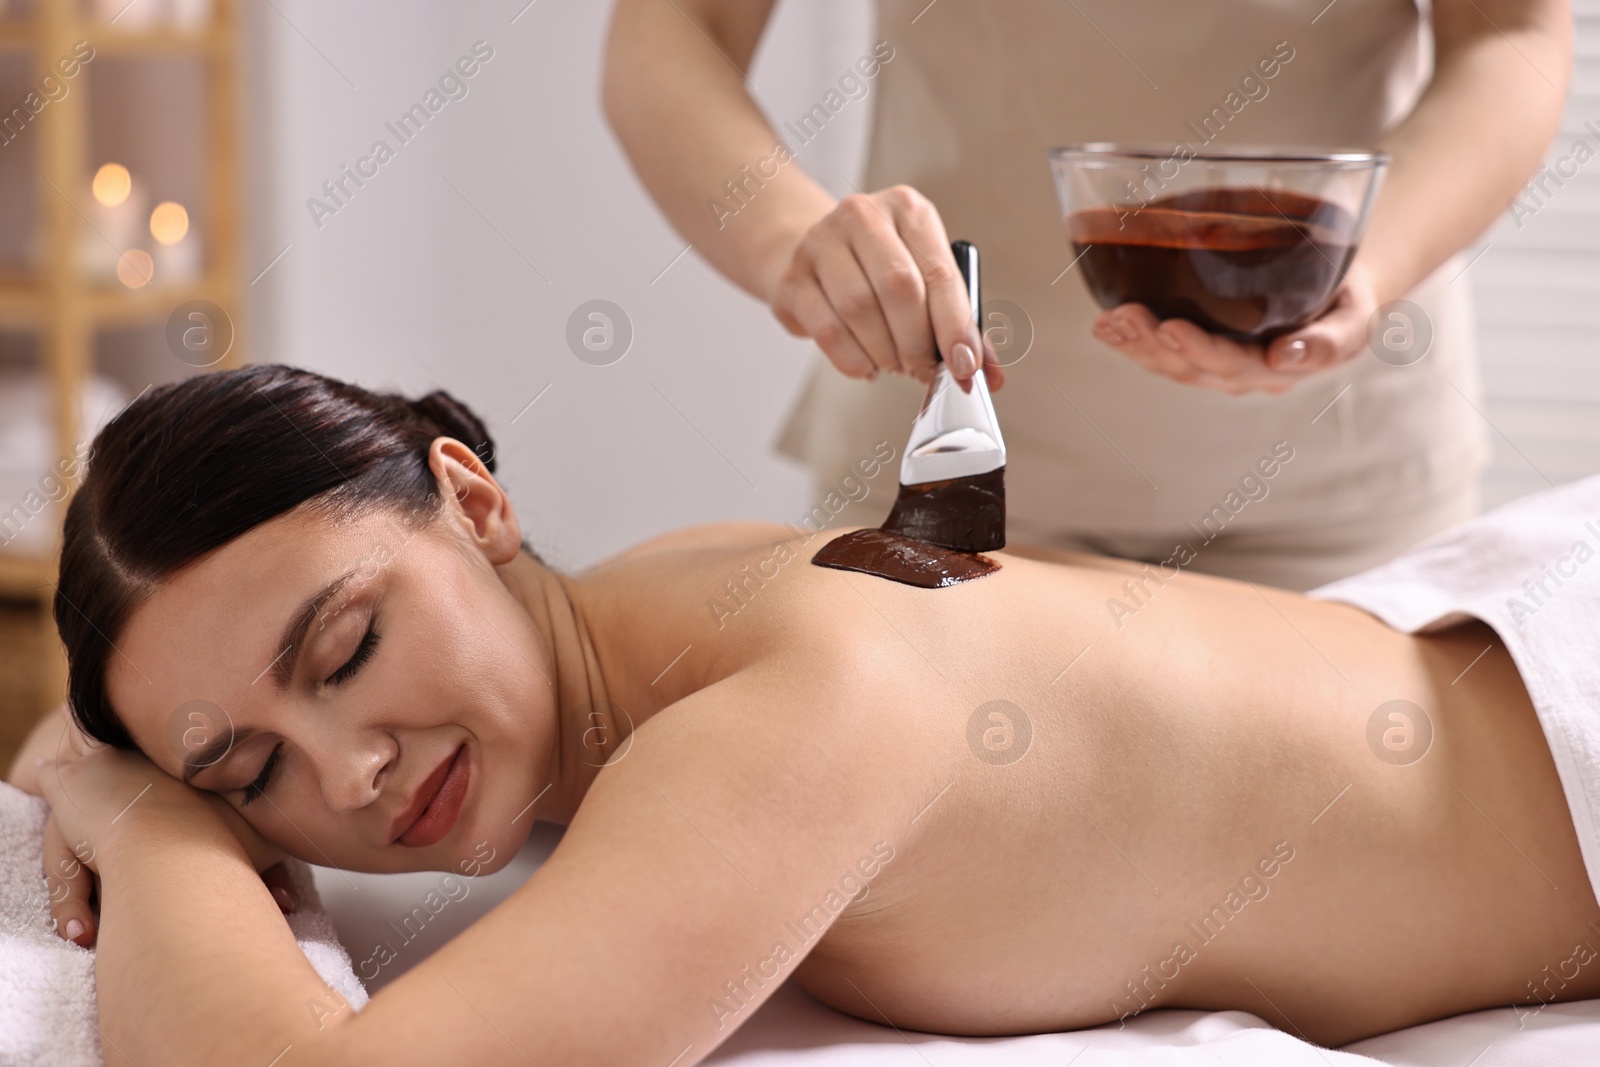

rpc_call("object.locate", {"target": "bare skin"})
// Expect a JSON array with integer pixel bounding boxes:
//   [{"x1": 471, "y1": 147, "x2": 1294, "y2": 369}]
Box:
[{"x1": 29, "y1": 438, "x2": 1600, "y2": 1066}]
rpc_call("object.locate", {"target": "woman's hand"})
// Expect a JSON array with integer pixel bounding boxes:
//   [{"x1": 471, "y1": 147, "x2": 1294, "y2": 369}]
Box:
[
  {"x1": 7, "y1": 702, "x2": 87, "y2": 796},
  {"x1": 33, "y1": 743, "x2": 297, "y2": 949},
  {"x1": 1091, "y1": 262, "x2": 1380, "y2": 395},
  {"x1": 9, "y1": 705, "x2": 102, "y2": 946},
  {"x1": 766, "y1": 185, "x2": 1005, "y2": 390}
]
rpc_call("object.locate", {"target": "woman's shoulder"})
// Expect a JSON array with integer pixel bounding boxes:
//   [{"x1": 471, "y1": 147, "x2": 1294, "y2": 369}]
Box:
[{"x1": 588, "y1": 521, "x2": 804, "y2": 567}]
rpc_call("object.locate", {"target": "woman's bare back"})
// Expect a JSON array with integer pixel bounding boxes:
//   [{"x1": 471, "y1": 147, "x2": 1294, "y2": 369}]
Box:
[{"x1": 593, "y1": 522, "x2": 1600, "y2": 1045}]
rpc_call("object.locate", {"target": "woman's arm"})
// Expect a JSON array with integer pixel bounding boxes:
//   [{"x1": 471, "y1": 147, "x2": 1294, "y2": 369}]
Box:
[
  {"x1": 42, "y1": 662, "x2": 926, "y2": 1067},
  {"x1": 16, "y1": 704, "x2": 298, "y2": 950},
  {"x1": 602, "y1": 0, "x2": 996, "y2": 386},
  {"x1": 94, "y1": 801, "x2": 340, "y2": 1066},
  {"x1": 7, "y1": 702, "x2": 72, "y2": 793},
  {"x1": 1102, "y1": 0, "x2": 1571, "y2": 391},
  {"x1": 602, "y1": 0, "x2": 824, "y2": 302},
  {"x1": 33, "y1": 745, "x2": 332, "y2": 1066},
  {"x1": 10, "y1": 705, "x2": 117, "y2": 947},
  {"x1": 1358, "y1": 0, "x2": 1571, "y2": 305}
]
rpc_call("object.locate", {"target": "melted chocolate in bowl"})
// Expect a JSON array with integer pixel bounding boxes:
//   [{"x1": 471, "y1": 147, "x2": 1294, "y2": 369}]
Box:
[
  {"x1": 1068, "y1": 187, "x2": 1357, "y2": 342},
  {"x1": 811, "y1": 467, "x2": 1005, "y2": 588}
]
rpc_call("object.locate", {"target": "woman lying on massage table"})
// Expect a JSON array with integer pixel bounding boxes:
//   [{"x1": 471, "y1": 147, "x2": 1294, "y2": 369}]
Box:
[{"x1": 17, "y1": 363, "x2": 1600, "y2": 1066}]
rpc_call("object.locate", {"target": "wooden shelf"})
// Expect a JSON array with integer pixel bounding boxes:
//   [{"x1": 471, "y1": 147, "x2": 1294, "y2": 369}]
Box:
[
  {"x1": 0, "y1": 273, "x2": 231, "y2": 330},
  {"x1": 0, "y1": 19, "x2": 223, "y2": 55},
  {"x1": 1, "y1": 0, "x2": 243, "y2": 717},
  {"x1": 89, "y1": 274, "x2": 231, "y2": 327},
  {"x1": 0, "y1": 547, "x2": 57, "y2": 599},
  {"x1": 0, "y1": 275, "x2": 41, "y2": 331},
  {"x1": 0, "y1": 19, "x2": 37, "y2": 49},
  {"x1": 88, "y1": 25, "x2": 226, "y2": 56}
]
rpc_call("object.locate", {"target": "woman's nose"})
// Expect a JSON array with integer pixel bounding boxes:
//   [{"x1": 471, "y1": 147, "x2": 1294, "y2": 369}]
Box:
[{"x1": 317, "y1": 740, "x2": 393, "y2": 814}]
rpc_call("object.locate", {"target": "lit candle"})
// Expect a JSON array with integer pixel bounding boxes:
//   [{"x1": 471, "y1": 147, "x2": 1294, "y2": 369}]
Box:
[
  {"x1": 92, "y1": 162, "x2": 130, "y2": 207},
  {"x1": 81, "y1": 163, "x2": 148, "y2": 285},
  {"x1": 117, "y1": 249, "x2": 154, "y2": 289},
  {"x1": 150, "y1": 200, "x2": 201, "y2": 284}
]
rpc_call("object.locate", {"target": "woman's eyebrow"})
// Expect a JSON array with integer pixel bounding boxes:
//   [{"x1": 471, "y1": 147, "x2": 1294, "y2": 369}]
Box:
[
  {"x1": 261, "y1": 570, "x2": 358, "y2": 692},
  {"x1": 179, "y1": 573, "x2": 356, "y2": 783}
]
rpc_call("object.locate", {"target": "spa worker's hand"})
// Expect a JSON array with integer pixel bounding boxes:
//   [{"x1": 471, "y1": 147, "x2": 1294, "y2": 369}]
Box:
[
  {"x1": 32, "y1": 745, "x2": 296, "y2": 949},
  {"x1": 765, "y1": 186, "x2": 1006, "y2": 390},
  {"x1": 604, "y1": 9, "x2": 1008, "y2": 391},
  {"x1": 1092, "y1": 260, "x2": 1380, "y2": 396}
]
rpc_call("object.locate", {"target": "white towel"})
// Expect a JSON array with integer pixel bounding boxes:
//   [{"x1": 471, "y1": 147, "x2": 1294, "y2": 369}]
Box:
[
  {"x1": 1308, "y1": 472, "x2": 1600, "y2": 903},
  {"x1": 0, "y1": 781, "x2": 367, "y2": 1067}
]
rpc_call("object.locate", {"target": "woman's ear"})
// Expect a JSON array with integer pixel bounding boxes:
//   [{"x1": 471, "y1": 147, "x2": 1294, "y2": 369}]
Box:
[{"x1": 427, "y1": 437, "x2": 523, "y2": 565}]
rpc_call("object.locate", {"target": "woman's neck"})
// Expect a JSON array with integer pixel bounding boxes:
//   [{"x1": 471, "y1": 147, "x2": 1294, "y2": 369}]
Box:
[{"x1": 494, "y1": 548, "x2": 703, "y2": 824}]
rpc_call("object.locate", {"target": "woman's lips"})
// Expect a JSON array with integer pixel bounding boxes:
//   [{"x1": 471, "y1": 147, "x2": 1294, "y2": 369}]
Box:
[{"x1": 396, "y1": 743, "x2": 470, "y2": 848}]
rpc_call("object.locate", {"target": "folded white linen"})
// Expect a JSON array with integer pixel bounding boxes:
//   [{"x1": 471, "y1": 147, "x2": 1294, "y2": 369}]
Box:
[
  {"x1": 0, "y1": 780, "x2": 367, "y2": 1067},
  {"x1": 1309, "y1": 472, "x2": 1600, "y2": 903}
]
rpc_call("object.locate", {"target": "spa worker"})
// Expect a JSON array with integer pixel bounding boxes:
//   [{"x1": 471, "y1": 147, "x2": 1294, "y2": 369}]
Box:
[{"x1": 602, "y1": 0, "x2": 1570, "y2": 590}]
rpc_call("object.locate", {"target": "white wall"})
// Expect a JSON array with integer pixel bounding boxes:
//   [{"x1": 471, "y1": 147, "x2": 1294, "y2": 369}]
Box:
[{"x1": 252, "y1": 0, "x2": 875, "y2": 570}]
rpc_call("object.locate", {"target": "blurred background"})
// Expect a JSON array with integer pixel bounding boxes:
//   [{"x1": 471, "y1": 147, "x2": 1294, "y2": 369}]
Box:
[{"x1": 0, "y1": 0, "x2": 1596, "y2": 765}]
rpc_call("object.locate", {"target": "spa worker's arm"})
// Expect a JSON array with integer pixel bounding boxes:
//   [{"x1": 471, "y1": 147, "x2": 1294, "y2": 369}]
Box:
[
  {"x1": 601, "y1": 0, "x2": 1001, "y2": 388},
  {"x1": 1104, "y1": 0, "x2": 1571, "y2": 394},
  {"x1": 35, "y1": 663, "x2": 925, "y2": 1067}
]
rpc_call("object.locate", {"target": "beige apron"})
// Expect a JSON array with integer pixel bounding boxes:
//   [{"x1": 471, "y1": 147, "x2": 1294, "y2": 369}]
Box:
[{"x1": 775, "y1": 0, "x2": 1489, "y2": 584}]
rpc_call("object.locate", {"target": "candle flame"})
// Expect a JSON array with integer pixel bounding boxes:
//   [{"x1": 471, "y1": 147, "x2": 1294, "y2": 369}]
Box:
[
  {"x1": 117, "y1": 250, "x2": 154, "y2": 289},
  {"x1": 150, "y1": 201, "x2": 190, "y2": 245},
  {"x1": 93, "y1": 163, "x2": 132, "y2": 207}
]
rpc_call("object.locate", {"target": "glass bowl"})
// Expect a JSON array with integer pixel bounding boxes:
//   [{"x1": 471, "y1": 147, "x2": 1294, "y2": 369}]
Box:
[{"x1": 1048, "y1": 143, "x2": 1388, "y2": 343}]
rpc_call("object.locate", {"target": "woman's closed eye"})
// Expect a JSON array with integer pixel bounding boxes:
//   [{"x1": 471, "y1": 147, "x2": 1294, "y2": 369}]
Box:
[
  {"x1": 239, "y1": 618, "x2": 382, "y2": 806},
  {"x1": 326, "y1": 618, "x2": 381, "y2": 688},
  {"x1": 241, "y1": 743, "x2": 282, "y2": 807}
]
